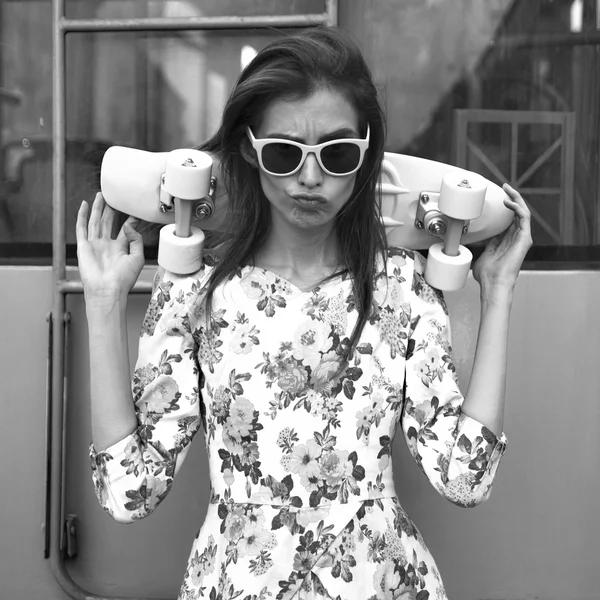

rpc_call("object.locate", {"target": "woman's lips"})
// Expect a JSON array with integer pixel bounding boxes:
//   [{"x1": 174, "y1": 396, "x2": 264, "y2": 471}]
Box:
[{"x1": 290, "y1": 193, "x2": 327, "y2": 206}]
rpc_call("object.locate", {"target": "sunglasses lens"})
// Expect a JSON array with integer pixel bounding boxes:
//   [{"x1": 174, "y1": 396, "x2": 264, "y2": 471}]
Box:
[
  {"x1": 259, "y1": 140, "x2": 363, "y2": 175},
  {"x1": 321, "y1": 143, "x2": 361, "y2": 174},
  {"x1": 261, "y1": 143, "x2": 303, "y2": 175}
]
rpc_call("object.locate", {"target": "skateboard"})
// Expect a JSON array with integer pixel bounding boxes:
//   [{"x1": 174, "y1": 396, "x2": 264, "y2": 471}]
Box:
[{"x1": 100, "y1": 146, "x2": 514, "y2": 290}]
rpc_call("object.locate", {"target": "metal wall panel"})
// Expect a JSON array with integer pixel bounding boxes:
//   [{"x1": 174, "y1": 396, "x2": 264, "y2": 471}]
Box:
[{"x1": 1, "y1": 268, "x2": 596, "y2": 600}]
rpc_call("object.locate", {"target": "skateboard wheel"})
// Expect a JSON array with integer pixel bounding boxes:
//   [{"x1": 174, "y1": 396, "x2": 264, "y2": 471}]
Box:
[
  {"x1": 163, "y1": 149, "x2": 213, "y2": 200},
  {"x1": 158, "y1": 223, "x2": 205, "y2": 274},
  {"x1": 425, "y1": 242, "x2": 473, "y2": 291},
  {"x1": 438, "y1": 171, "x2": 486, "y2": 221}
]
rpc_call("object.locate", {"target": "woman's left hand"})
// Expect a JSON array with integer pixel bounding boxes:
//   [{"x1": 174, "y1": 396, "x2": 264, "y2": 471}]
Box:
[{"x1": 472, "y1": 183, "x2": 533, "y2": 293}]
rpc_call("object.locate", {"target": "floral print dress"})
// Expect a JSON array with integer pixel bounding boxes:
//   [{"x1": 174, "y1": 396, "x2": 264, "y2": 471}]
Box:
[{"x1": 89, "y1": 248, "x2": 507, "y2": 600}]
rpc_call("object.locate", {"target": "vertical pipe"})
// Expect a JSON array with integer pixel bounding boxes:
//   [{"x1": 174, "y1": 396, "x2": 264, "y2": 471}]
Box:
[
  {"x1": 43, "y1": 313, "x2": 54, "y2": 559},
  {"x1": 563, "y1": 112, "x2": 576, "y2": 245},
  {"x1": 53, "y1": 0, "x2": 66, "y2": 282},
  {"x1": 596, "y1": 45, "x2": 600, "y2": 244},
  {"x1": 454, "y1": 110, "x2": 467, "y2": 167},
  {"x1": 59, "y1": 313, "x2": 72, "y2": 554},
  {"x1": 510, "y1": 121, "x2": 518, "y2": 184},
  {"x1": 325, "y1": 0, "x2": 338, "y2": 27},
  {"x1": 0, "y1": 2, "x2": 4, "y2": 184},
  {"x1": 50, "y1": 0, "x2": 66, "y2": 573}
]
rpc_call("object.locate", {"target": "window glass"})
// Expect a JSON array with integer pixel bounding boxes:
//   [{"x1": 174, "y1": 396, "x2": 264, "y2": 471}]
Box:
[
  {"x1": 348, "y1": 0, "x2": 600, "y2": 263},
  {"x1": 1, "y1": 0, "x2": 599, "y2": 265},
  {"x1": 0, "y1": 0, "x2": 282, "y2": 260}
]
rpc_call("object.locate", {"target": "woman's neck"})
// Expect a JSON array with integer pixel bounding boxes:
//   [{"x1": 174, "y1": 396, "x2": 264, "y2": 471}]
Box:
[{"x1": 251, "y1": 225, "x2": 343, "y2": 289}]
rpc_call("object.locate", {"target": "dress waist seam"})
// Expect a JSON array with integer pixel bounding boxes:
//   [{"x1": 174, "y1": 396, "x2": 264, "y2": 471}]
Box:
[{"x1": 208, "y1": 494, "x2": 399, "y2": 507}]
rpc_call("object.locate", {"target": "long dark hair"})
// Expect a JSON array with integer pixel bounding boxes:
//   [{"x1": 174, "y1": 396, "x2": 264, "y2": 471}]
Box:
[{"x1": 200, "y1": 27, "x2": 387, "y2": 363}]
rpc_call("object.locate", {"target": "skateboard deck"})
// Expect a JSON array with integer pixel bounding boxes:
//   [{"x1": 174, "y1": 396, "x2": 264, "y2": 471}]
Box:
[
  {"x1": 100, "y1": 147, "x2": 513, "y2": 249},
  {"x1": 100, "y1": 146, "x2": 230, "y2": 232}
]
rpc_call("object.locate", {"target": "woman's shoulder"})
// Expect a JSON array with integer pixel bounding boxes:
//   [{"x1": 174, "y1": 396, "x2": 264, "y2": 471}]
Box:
[
  {"x1": 381, "y1": 246, "x2": 445, "y2": 305},
  {"x1": 150, "y1": 253, "x2": 219, "y2": 303},
  {"x1": 380, "y1": 246, "x2": 426, "y2": 278},
  {"x1": 141, "y1": 256, "x2": 219, "y2": 338}
]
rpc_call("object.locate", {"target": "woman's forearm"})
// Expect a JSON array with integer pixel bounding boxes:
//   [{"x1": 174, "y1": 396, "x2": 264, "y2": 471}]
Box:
[
  {"x1": 86, "y1": 296, "x2": 138, "y2": 452},
  {"x1": 461, "y1": 286, "x2": 513, "y2": 437}
]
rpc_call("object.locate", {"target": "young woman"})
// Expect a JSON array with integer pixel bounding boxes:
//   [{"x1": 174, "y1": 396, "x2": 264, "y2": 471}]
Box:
[{"x1": 77, "y1": 28, "x2": 532, "y2": 600}]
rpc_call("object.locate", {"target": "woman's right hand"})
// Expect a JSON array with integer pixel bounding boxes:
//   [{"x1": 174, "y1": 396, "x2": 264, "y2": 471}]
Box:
[{"x1": 76, "y1": 192, "x2": 145, "y2": 304}]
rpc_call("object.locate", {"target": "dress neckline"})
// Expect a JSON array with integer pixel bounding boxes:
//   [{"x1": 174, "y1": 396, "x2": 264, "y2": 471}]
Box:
[{"x1": 240, "y1": 264, "x2": 348, "y2": 295}]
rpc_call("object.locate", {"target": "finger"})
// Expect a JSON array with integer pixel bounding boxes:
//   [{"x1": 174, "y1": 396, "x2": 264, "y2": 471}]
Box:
[
  {"x1": 503, "y1": 183, "x2": 531, "y2": 211},
  {"x1": 504, "y1": 199, "x2": 531, "y2": 219},
  {"x1": 502, "y1": 182, "x2": 522, "y2": 199},
  {"x1": 508, "y1": 202, "x2": 532, "y2": 236},
  {"x1": 88, "y1": 192, "x2": 105, "y2": 239},
  {"x1": 116, "y1": 216, "x2": 141, "y2": 240},
  {"x1": 75, "y1": 200, "x2": 89, "y2": 244},
  {"x1": 491, "y1": 203, "x2": 520, "y2": 248},
  {"x1": 122, "y1": 219, "x2": 145, "y2": 259},
  {"x1": 100, "y1": 202, "x2": 116, "y2": 239},
  {"x1": 503, "y1": 195, "x2": 531, "y2": 225},
  {"x1": 501, "y1": 210, "x2": 533, "y2": 251}
]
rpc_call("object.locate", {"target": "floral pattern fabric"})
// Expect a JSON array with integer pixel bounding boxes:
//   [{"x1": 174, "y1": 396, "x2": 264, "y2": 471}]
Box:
[{"x1": 89, "y1": 248, "x2": 507, "y2": 600}]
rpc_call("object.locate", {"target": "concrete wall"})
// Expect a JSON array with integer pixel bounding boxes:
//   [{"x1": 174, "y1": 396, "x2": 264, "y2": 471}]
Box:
[{"x1": 1, "y1": 266, "x2": 597, "y2": 600}]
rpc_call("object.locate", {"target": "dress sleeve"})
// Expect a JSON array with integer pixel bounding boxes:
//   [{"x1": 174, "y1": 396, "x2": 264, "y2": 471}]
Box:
[
  {"x1": 88, "y1": 266, "x2": 206, "y2": 523},
  {"x1": 401, "y1": 253, "x2": 508, "y2": 507}
]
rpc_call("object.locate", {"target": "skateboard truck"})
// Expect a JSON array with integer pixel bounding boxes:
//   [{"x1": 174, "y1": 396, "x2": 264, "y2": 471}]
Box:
[
  {"x1": 414, "y1": 192, "x2": 470, "y2": 238},
  {"x1": 159, "y1": 172, "x2": 216, "y2": 221},
  {"x1": 154, "y1": 149, "x2": 217, "y2": 274},
  {"x1": 100, "y1": 146, "x2": 221, "y2": 275},
  {"x1": 417, "y1": 172, "x2": 487, "y2": 291},
  {"x1": 378, "y1": 157, "x2": 495, "y2": 291}
]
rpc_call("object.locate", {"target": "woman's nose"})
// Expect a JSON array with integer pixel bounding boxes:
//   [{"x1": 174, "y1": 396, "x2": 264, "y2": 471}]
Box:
[{"x1": 297, "y1": 152, "x2": 324, "y2": 187}]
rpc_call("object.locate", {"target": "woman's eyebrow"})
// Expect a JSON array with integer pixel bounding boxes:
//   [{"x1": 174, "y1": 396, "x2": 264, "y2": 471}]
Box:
[{"x1": 263, "y1": 127, "x2": 359, "y2": 142}]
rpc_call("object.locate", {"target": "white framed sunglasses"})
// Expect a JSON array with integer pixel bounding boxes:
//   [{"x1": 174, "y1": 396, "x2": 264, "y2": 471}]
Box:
[{"x1": 246, "y1": 125, "x2": 370, "y2": 177}]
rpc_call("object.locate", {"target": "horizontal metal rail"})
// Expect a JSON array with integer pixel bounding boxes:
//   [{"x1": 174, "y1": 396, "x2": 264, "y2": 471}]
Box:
[
  {"x1": 456, "y1": 108, "x2": 578, "y2": 124},
  {"x1": 61, "y1": 13, "x2": 330, "y2": 32},
  {"x1": 496, "y1": 29, "x2": 600, "y2": 49}
]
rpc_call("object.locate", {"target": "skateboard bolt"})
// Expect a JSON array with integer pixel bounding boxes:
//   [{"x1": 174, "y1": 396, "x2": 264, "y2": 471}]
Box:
[
  {"x1": 462, "y1": 224, "x2": 469, "y2": 234},
  {"x1": 415, "y1": 220, "x2": 424, "y2": 230},
  {"x1": 427, "y1": 220, "x2": 446, "y2": 236},
  {"x1": 421, "y1": 194, "x2": 430, "y2": 203},
  {"x1": 159, "y1": 202, "x2": 172, "y2": 213},
  {"x1": 195, "y1": 202, "x2": 213, "y2": 219}
]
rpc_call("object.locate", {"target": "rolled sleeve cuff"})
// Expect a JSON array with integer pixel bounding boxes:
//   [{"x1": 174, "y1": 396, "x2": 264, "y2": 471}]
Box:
[{"x1": 457, "y1": 412, "x2": 508, "y2": 473}]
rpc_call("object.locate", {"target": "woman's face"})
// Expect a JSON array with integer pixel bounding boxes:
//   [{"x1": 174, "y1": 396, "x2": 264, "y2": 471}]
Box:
[{"x1": 251, "y1": 88, "x2": 361, "y2": 234}]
